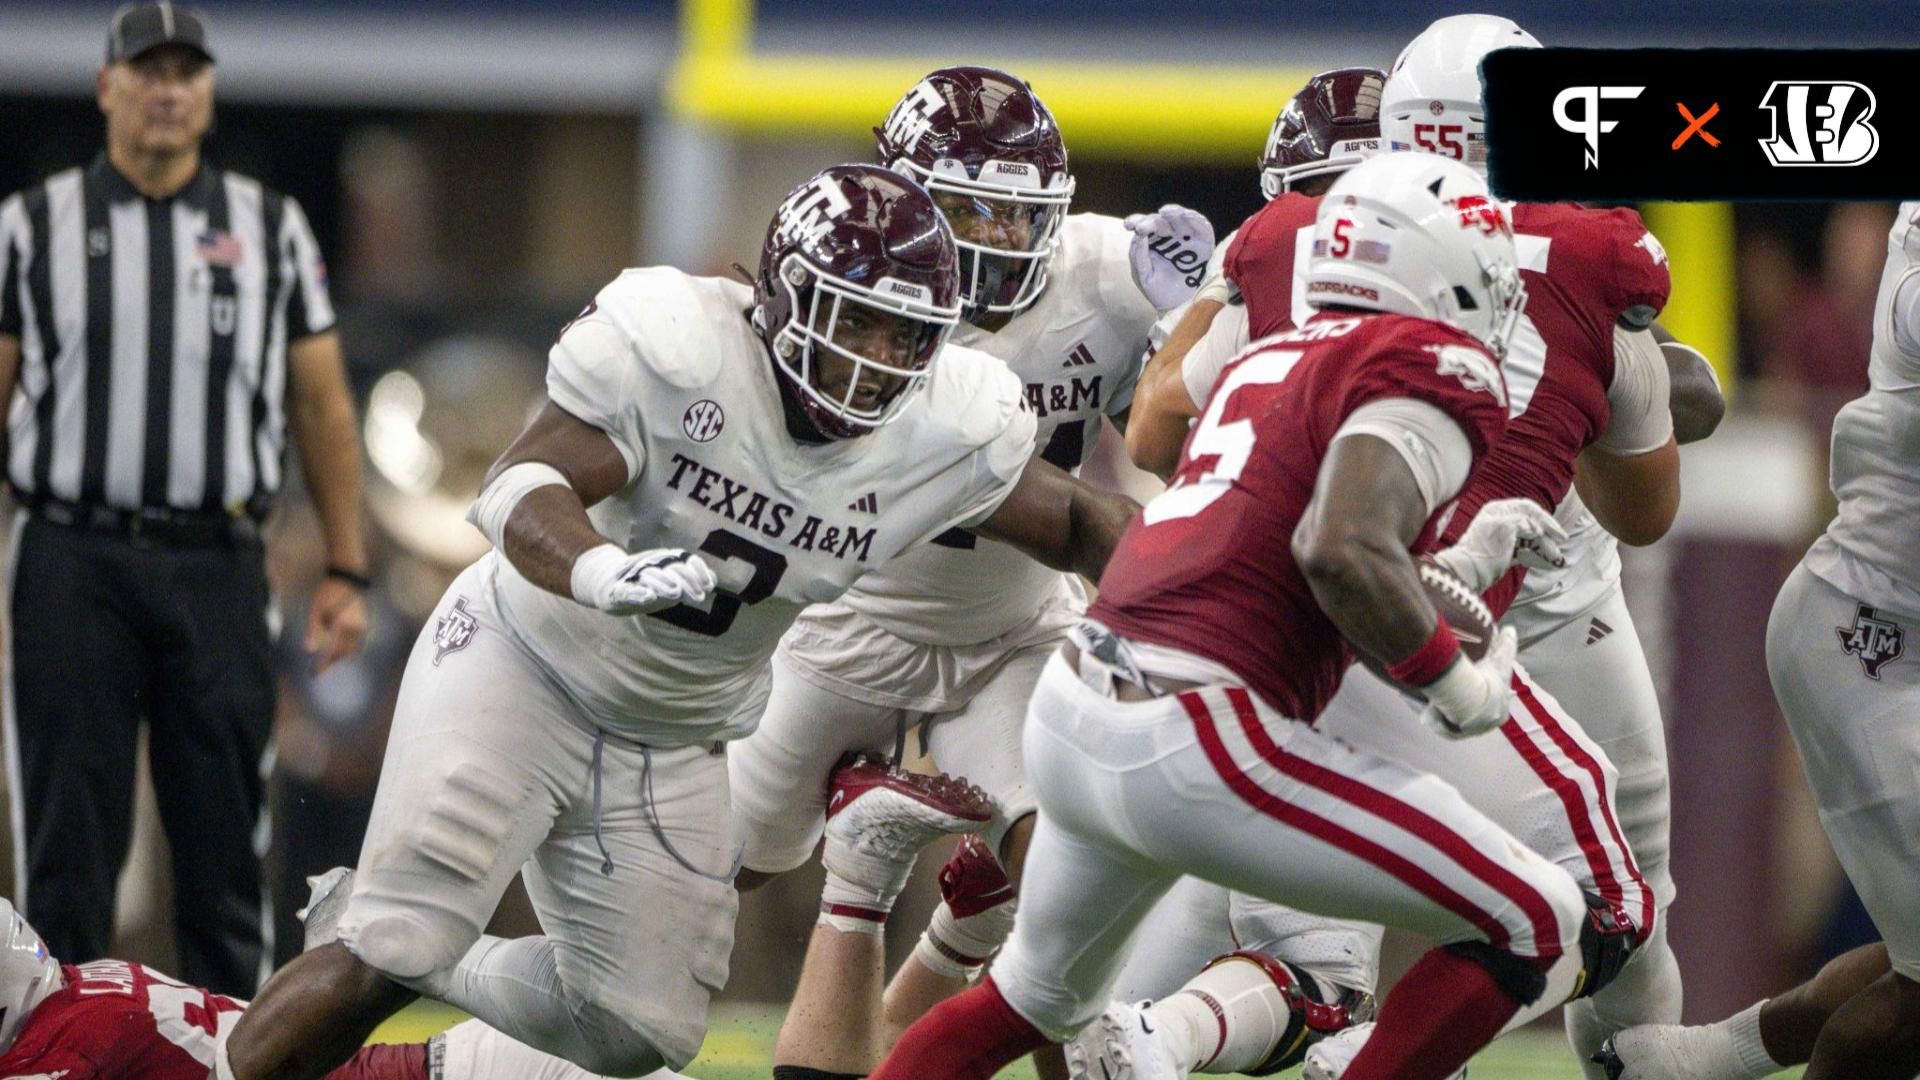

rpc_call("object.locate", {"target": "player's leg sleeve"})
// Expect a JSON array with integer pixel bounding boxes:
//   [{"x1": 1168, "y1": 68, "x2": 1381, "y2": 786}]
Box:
[
  {"x1": 1769, "y1": 563, "x2": 1920, "y2": 982},
  {"x1": 336, "y1": 575, "x2": 570, "y2": 991},
  {"x1": 730, "y1": 644, "x2": 901, "y2": 875}
]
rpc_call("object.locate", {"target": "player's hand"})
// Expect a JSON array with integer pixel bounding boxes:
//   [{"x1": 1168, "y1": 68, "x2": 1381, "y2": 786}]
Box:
[
  {"x1": 570, "y1": 543, "x2": 717, "y2": 615},
  {"x1": 1418, "y1": 625, "x2": 1519, "y2": 739},
  {"x1": 305, "y1": 576, "x2": 370, "y2": 676},
  {"x1": 1430, "y1": 498, "x2": 1568, "y2": 594},
  {"x1": 1125, "y1": 204, "x2": 1216, "y2": 312}
]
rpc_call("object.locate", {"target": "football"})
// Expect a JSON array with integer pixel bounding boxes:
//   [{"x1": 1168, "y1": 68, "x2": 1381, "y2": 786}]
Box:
[{"x1": 1360, "y1": 558, "x2": 1498, "y2": 685}]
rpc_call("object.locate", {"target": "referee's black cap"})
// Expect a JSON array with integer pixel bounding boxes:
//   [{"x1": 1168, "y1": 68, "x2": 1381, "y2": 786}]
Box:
[{"x1": 106, "y1": 2, "x2": 214, "y2": 65}]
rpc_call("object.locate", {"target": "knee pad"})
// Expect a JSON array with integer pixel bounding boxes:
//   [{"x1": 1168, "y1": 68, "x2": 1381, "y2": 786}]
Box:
[
  {"x1": 342, "y1": 908, "x2": 464, "y2": 989},
  {"x1": 579, "y1": 994, "x2": 710, "y2": 1074},
  {"x1": 1571, "y1": 893, "x2": 1640, "y2": 1002},
  {"x1": 1443, "y1": 940, "x2": 1549, "y2": 1007},
  {"x1": 1204, "y1": 951, "x2": 1375, "y2": 1075}
]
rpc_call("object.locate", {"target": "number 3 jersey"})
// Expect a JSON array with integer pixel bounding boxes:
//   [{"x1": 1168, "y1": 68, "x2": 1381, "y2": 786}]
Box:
[
  {"x1": 488, "y1": 268, "x2": 1036, "y2": 745},
  {"x1": 832, "y1": 213, "x2": 1157, "y2": 646},
  {"x1": 1090, "y1": 313, "x2": 1510, "y2": 722},
  {"x1": 0, "y1": 960, "x2": 244, "y2": 1078}
]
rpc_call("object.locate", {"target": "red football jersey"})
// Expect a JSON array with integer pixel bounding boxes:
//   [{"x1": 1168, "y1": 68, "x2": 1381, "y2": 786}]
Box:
[
  {"x1": 1223, "y1": 190, "x2": 1323, "y2": 338},
  {"x1": 0, "y1": 960, "x2": 245, "y2": 1078},
  {"x1": 1450, "y1": 202, "x2": 1670, "y2": 614},
  {"x1": 1226, "y1": 197, "x2": 1671, "y2": 617},
  {"x1": 1090, "y1": 312, "x2": 1509, "y2": 720}
]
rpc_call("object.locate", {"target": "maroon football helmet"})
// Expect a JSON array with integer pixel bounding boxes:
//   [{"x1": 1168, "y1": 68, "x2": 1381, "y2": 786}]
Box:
[
  {"x1": 875, "y1": 66, "x2": 1074, "y2": 318},
  {"x1": 1260, "y1": 67, "x2": 1388, "y2": 200},
  {"x1": 753, "y1": 164, "x2": 963, "y2": 440}
]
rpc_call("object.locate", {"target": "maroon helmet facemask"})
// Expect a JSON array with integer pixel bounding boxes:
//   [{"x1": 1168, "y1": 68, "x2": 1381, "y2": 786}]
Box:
[{"x1": 1260, "y1": 67, "x2": 1388, "y2": 200}]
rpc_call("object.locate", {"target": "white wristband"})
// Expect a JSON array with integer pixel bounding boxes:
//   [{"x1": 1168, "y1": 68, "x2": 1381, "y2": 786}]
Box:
[
  {"x1": 1421, "y1": 654, "x2": 1492, "y2": 717},
  {"x1": 467, "y1": 462, "x2": 570, "y2": 552},
  {"x1": 1195, "y1": 273, "x2": 1239, "y2": 307},
  {"x1": 570, "y1": 543, "x2": 630, "y2": 608}
]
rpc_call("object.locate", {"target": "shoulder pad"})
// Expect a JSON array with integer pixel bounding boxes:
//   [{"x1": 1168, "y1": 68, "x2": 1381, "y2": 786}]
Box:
[
  {"x1": 593, "y1": 268, "x2": 752, "y2": 391},
  {"x1": 921, "y1": 343, "x2": 1028, "y2": 449}
]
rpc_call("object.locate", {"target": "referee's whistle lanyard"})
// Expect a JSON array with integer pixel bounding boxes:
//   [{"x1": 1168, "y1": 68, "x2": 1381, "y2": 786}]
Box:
[{"x1": 588, "y1": 729, "x2": 743, "y2": 885}]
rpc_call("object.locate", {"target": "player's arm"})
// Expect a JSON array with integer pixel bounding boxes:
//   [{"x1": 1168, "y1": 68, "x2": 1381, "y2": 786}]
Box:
[
  {"x1": 1127, "y1": 294, "x2": 1221, "y2": 478},
  {"x1": 472, "y1": 402, "x2": 714, "y2": 615},
  {"x1": 971, "y1": 457, "x2": 1139, "y2": 582},
  {"x1": 1651, "y1": 322, "x2": 1726, "y2": 444},
  {"x1": 1574, "y1": 325, "x2": 1682, "y2": 546},
  {"x1": 0, "y1": 333, "x2": 19, "y2": 485},
  {"x1": 1294, "y1": 401, "x2": 1517, "y2": 738}
]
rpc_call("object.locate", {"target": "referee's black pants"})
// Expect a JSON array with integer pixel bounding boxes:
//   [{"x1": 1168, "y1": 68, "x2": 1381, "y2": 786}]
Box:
[{"x1": 5, "y1": 513, "x2": 275, "y2": 996}]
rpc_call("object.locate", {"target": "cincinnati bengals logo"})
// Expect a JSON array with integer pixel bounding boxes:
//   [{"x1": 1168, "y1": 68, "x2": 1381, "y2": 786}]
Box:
[
  {"x1": 1837, "y1": 603, "x2": 1904, "y2": 679},
  {"x1": 1759, "y1": 81, "x2": 1879, "y2": 167},
  {"x1": 1454, "y1": 195, "x2": 1511, "y2": 237}
]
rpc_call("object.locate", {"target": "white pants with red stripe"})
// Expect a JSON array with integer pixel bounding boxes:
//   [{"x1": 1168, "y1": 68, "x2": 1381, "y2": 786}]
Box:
[
  {"x1": 991, "y1": 653, "x2": 1588, "y2": 1042},
  {"x1": 1317, "y1": 663, "x2": 1655, "y2": 938}
]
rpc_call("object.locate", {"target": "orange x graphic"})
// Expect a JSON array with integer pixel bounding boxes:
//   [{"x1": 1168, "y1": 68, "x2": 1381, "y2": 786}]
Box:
[{"x1": 1673, "y1": 102, "x2": 1721, "y2": 149}]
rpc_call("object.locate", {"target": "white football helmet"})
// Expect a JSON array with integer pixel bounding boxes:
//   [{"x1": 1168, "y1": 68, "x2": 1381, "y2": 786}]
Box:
[
  {"x1": 1382, "y1": 14, "x2": 1543, "y2": 175},
  {"x1": 1306, "y1": 153, "x2": 1526, "y2": 358},
  {"x1": 0, "y1": 900, "x2": 62, "y2": 1053}
]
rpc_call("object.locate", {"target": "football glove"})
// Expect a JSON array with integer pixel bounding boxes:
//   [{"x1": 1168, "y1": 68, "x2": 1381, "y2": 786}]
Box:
[
  {"x1": 1418, "y1": 625, "x2": 1519, "y2": 740},
  {"x1": 1430, "y1": 498, "x2": 1568, "y2": 594},
  {"x1": 571, "y1": 543, "x2": 717, "y2": 615},
  {"x1": 1126, "y1": 204, "x2": 1216, "y2": 312}
]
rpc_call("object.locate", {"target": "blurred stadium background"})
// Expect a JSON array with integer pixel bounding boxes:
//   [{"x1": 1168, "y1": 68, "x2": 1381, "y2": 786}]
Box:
[{"x1": 5, "y1": 0, "x2": 1919, "y2": 1075}]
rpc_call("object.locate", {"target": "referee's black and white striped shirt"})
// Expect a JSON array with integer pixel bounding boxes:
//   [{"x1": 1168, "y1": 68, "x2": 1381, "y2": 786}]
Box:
[{"x1": 0, "y1": 153, "x2": 334, "y2": 517}]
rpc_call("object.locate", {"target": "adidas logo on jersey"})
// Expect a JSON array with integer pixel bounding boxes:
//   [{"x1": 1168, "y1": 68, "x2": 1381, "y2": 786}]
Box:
[
  {"x1": 1585, "y1": 616, "x2": 1614, "y2": 645},
  {"x1": 848, "y1": 492, "x2": 879, "y2": 514},
  {"x1": 1063, "y1": 342, "x2": 1097, "y2": 368}
]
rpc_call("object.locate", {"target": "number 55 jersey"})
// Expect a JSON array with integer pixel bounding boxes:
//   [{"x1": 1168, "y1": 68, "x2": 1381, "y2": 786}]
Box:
[{"x1": 487, "y1": 267, "x2": 1036, "y2": 746}]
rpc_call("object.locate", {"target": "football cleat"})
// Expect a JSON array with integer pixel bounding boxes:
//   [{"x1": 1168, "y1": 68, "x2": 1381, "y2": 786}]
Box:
[
  {"x1": 1594, "y1": 1026, "x2": 1728, "y2": 1080},
  {"x1": 824, "y1": 754, "x2": 993, "y2": 866},
  {"x1": 298, "y1": 866, "x2": 354, "y2": 952},
  {"x1": 1064, "y1": 1000, "x2": 1187, "y2": 1080},
  {"x1": 1302, "y1": 1022, "x2": 1467, "y2": 1080}
]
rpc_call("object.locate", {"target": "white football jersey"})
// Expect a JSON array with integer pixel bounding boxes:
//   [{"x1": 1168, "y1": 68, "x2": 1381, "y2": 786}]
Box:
[
  {"x1": 836, "y1": 213, "x2": 1158, "y2": 645},
  {"x1": 1505, "y1": 489, "x2": 1620, "y2": 642},
  {"x1": 488, "y1": 268, "x2": 1035, "y2": 743},
  {"x1": 1806, "y1": 200, "x2": 1920, "y2": 616}
]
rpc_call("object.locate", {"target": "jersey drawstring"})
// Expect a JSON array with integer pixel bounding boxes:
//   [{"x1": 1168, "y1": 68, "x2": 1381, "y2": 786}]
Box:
[
  {"x1": 591, "y1": 731, "x2": 615, "y2": 876},
  {"x1": 589, "y1": 729, "x2": 740, "y2": 883}
]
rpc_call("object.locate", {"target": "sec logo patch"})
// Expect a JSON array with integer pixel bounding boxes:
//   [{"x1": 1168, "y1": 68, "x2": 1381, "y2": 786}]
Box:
[{"x1": 683, "y1": 399, "x2": 725, "y2": 442}]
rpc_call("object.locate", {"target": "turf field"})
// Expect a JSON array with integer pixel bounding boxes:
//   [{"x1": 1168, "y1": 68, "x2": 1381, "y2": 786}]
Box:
[{"x1": 372, "y1": 1000, "x2": 1810, "y2": 1078}]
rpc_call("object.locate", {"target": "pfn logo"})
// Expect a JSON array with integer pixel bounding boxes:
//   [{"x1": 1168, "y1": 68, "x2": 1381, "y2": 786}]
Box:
[
  {"x1": 1758, "y1": 81, "x2": 1879, "y2": 167},
  {"x1": 1552, "y1": 85, "x2": 1645, "y2": 169}
]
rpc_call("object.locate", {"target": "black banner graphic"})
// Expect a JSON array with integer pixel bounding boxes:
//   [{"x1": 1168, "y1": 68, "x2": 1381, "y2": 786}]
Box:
[{"x1": 1482, "y1": 49, "x2": 1917, "y2": 201}]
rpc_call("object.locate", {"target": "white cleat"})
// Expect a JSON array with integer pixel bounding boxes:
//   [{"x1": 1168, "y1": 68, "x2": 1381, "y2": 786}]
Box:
[
  {"x1": 1303, "y1": 1022, "x2": 1468, "y2": 1080},
  {"x1": 822, "y1": 754, "x2": 993, "y2": 865},
  {"x1": 1595, "y1": 1025, "x2": 1731, "y2": 1080},
  {"x1": 1064, "y1": 1000, "x2": 1187, "y2": 1080},
  {"x1": 298, "y1": 866, "x2": 354, "y2": 952}
]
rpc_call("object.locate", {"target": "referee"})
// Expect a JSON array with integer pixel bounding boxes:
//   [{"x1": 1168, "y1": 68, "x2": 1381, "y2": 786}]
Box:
[{"x1": 0, "y1": 3, "x2": 368, "y2": 996}]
